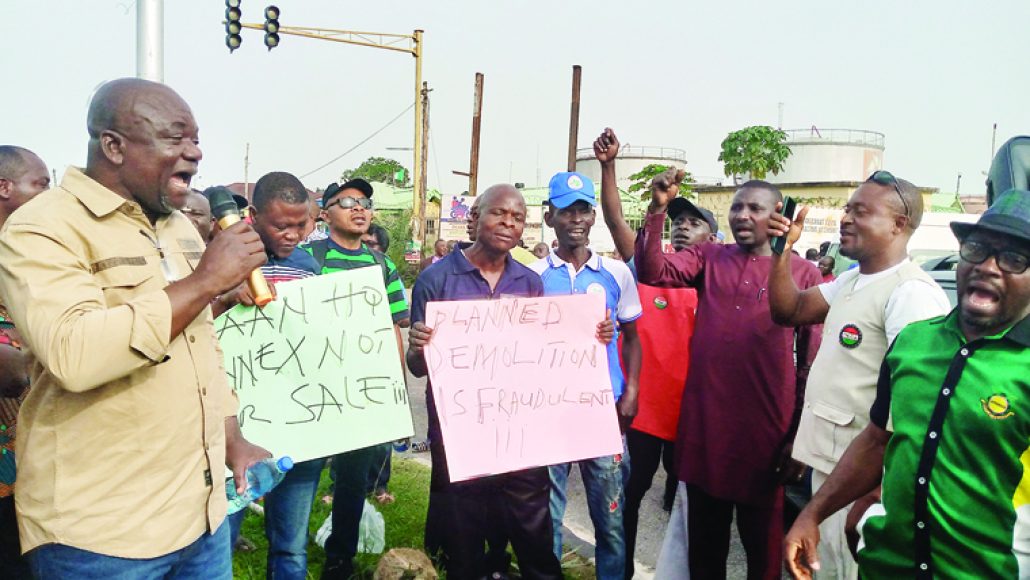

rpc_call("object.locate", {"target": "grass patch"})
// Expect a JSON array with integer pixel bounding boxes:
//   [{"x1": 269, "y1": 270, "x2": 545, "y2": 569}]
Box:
[{"x1": 230, "y1": 456, "x2": 594, "y2": 579}]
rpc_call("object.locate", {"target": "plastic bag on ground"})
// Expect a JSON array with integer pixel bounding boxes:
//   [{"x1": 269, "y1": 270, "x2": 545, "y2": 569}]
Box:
[
  {"x1": 313, "y1": 500, "x2": 385, "y2": 554},
  {"x1": 358, "y1": 499, "x2": 386, "y2": 554}
]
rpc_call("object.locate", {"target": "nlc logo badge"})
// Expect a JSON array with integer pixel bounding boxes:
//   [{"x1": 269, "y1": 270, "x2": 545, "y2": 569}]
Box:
[
  {"x1": 982, "y1": 393, "x2": 1015, "y2": 420},
  {"x1": 839, "y1": 323, "x2": 863, "y2": 349}
]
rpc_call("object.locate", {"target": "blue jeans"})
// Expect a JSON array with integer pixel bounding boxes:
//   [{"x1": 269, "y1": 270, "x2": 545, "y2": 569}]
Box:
[
  {"x1": 27, "y1": 521, "x2": 231, "y2": 580},
  {"x1": 549, "y1": 440, "x2": 630, "y2": 580},
  {"x1": 229, "y1": 457, "x2": 326, "y2": 579}
]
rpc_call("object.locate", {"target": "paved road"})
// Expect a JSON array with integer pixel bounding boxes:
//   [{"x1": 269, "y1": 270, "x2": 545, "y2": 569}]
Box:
[{"x1": 398, "y1": 328, "x2": 753, "y2": 578}]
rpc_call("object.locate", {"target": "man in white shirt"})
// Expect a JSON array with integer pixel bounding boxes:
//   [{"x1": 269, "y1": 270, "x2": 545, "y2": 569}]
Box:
[{"x1": 766, "y1": 171, "x2": 950, "y2": 579}]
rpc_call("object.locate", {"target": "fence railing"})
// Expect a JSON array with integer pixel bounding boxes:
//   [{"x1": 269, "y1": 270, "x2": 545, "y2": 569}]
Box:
[
  {"x1": 576, "y1": 145, "x2": 687, "y2": 162},
  {"x1": 782, "y1": 128, "x2": 885, "y2": 148}
]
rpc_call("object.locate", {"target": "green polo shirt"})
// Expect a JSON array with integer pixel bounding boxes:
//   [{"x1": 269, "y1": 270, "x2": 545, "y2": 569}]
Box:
[
  {"x1": 301, "y1": 239, "x2": 409, "y2": 324},
  {"x1": 860, "y1": 310, "x2": 1030, "y2": 579}
]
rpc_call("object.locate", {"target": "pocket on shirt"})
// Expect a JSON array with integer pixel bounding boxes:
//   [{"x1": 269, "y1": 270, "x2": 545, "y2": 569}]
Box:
[
  {"x1": 810, "y1": 401, "x2": 856, "y2": 461},
  {"x1": 96, "y1": 267, "x2": 155, "y2": 307}
]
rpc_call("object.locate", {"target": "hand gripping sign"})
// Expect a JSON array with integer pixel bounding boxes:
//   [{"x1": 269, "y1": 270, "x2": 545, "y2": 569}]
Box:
[
  {"x1": 425, "y1": 293, "x2": 623, "y2": 481},
  {"x1": 216, "y1": 267, "x2": 414, "y2": 462}
]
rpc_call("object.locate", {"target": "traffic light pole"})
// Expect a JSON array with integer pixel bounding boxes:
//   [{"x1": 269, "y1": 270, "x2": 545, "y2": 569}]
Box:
[
  {"x1": 136, "y1": 0, "x2": 164, "y2": 81},
  {"x1": 238, "y1": 24, "x2": 426, "y2": 247}
]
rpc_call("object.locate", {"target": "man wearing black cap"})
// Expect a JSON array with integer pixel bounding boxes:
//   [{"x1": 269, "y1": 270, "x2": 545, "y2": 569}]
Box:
[
  {"x1": 594, "y1": 128, "x2": 716, "y2": 578},
  {"x1": 301, "y1": 178, "x2": 410, "y2": 580},
  {"x1": 786, "y1": 189, "x2": 1030, "y2": 579}
]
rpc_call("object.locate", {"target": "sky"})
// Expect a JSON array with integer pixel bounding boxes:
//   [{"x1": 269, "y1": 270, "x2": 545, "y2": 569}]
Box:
[{"x1": 4, "y1": 0, "x2": 1030, "y2": 197}]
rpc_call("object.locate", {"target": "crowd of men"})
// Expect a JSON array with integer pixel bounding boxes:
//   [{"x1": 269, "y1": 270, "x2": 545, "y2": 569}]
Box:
[{"x1": 0, "y1": 77, "x2": 1029, "y2": 580}]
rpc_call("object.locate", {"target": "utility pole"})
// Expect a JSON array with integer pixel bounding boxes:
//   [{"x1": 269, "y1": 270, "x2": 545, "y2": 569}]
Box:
[
  {"x1": 991, "y1": 122, "x2": 998, "y2": 166},
  {"x1": 414, "y1": 82, "x2": 430, "y2": 249},
  {"x1": 956, "y1": 172, "x2": 962, "y2": 195},
  {"x1": 777, "y1": 102, "x2": 784, "y2": 129},
  {"x1": 244, "y1": 143, "x2": 250, "y2": 201},
  {"x1": 453, "y1": 73, "x2": 484, "y2": 196},
  {"x1": 567, "y1": 65, "x2": 582, "y2": 172},
  {"x1": 136, "y1": 0, "x2": 164, "y2": 81}
]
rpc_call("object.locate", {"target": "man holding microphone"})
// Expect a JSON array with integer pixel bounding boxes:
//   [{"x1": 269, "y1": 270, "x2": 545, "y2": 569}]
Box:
[{"x1": 0, "y1": 78, "x2": 270, "y2": 579}]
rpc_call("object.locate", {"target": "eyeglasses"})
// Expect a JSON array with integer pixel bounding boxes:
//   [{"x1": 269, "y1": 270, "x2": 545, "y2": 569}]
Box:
[
  {"x1": 867, "y1": 170, "x2": 910, "y2": 219},
  {"x1": 959, "y1": 239, "x2": 1030, "y2": 274},
  {"x1": 326, "y1": 196, "x2": 372, "y2": 211}
]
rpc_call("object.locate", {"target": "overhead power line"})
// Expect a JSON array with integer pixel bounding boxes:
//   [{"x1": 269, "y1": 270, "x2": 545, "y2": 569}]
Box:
[{"x1": 299, "y1": 102, "x2": 416, "y2": 179}]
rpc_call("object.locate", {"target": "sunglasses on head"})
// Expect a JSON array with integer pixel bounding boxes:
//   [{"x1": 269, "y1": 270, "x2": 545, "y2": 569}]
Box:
[
  {"x1": 867, "y1": 170, "x2": 910, "y2": 219},
  {"x1": 959, "y1": 239, "x2": 1030, "y2": 274},
  {"x1": 326, "y1": 196, "x2": 372, "y2": 211}
]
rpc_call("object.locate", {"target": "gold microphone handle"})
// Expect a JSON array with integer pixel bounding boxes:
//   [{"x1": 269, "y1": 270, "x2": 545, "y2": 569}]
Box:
[{"x1": 215, "y1": 214, "x2": 273, "y2": 307}]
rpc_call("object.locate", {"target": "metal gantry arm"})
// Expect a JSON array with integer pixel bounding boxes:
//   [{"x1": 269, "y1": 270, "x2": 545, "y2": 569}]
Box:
[
  {"x1": 239, "y1": 24, "x2": 417, "y2": 55},
  {"x1": 237, "y1": 23, "x2": 428, "y2": 249}
]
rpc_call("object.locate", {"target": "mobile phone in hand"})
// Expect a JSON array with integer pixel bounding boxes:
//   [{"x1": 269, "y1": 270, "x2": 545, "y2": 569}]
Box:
[{"x1": 771, "y1": 197, "x2": 797, "y2": 255}]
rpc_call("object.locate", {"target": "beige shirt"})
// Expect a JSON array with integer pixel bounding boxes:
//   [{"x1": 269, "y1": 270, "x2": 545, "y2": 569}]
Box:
[
  {"x1": 793, "y1": 260, "x2": 946, "y2": 474},
  {"x1": 0, "y1": 167, "x2": 237, "y2": 558}
]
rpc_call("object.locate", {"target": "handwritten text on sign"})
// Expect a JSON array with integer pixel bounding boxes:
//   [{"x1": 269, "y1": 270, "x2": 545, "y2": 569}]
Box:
[
  {"x1": 216, "y1": 267, "x2": 413, "y2": 463},
  {"x1": 425, "y1": 293, "x2": 622, "y2": 481}
]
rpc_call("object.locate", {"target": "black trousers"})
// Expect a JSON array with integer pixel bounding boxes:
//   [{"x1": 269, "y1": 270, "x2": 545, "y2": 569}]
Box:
[
  {"x1": 321, "y1": 445, "x2": 379, "y2": 580},
  {"x1": 623, "y1": 428, "x2": 677, "y2": 579},
  {"x1": 425, "y1": 388, "x2": 561, "y2": 580},
  {"x1": 686, "y1": 484, "x2": 784, "y2": 580}
]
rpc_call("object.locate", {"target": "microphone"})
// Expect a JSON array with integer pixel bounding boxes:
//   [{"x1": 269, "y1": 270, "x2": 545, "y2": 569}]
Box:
[{"x1": 207, "y1": 189, "x2": 274, "y2": 307}]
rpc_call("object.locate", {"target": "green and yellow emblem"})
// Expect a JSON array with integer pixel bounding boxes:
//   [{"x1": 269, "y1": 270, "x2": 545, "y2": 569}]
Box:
[{"x1": 981, "y1": 393, "x2": 1014, "y2": 420}]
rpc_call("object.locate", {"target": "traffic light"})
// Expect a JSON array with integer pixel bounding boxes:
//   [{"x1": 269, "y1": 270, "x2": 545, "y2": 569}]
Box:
[
  {"x1": 263, "y1": 5, "x2": 280, "y2": 50},
  {"x1": 225, "y1": 0, "x2": 242, "y2": 53}
]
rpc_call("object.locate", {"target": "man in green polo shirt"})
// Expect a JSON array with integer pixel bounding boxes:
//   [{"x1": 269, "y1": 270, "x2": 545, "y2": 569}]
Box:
[
  {"x1": 785, "y1": 189, "x2": 1030, "y2": 579},
  {"x1": 301, "y1": 178, "x2": 409, "y2": 580}
]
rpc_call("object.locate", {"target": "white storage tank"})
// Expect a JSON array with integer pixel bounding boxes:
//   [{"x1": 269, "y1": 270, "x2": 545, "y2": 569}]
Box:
[{"x1": 768, "y1": 128, "x2": 885, "y2": 184}]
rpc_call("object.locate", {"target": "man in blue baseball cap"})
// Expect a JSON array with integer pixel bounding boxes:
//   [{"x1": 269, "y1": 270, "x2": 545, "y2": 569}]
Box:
[{"x1": 530, "y1": 171, "x2": 643, "y2": 579}]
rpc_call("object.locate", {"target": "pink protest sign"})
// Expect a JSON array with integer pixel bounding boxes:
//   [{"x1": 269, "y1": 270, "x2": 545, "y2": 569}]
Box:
[{"x1": 424, "y1": 293, "x2": 623, "y2": 481}]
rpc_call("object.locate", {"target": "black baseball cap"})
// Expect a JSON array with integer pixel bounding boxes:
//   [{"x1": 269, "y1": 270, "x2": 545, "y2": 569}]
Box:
[
  {"x1": 322, "y1": 178, "x2": 374, "y2": 206},
  {"x1": 668, "y1": 197, "x2": 718, "y2": 234}
]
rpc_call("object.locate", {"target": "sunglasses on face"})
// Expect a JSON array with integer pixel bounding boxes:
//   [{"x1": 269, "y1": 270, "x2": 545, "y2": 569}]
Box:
[
  {"x1": 867, "y1": 170, "x2": 910, "y2": 219},
  {"x1": 960, "y1": 239, "x2": 1030, "y2": 274},
  {"x1": 326, "y1": 196, "x2": 372, "y2": 211}
]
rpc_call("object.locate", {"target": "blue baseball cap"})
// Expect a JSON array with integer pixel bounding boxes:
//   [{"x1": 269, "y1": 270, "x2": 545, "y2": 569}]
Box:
[{"x1": 547, "y1": 172, "x2": 596, "y2": 209}]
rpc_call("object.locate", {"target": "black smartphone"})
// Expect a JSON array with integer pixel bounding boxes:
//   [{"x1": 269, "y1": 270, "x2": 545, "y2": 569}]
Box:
[{"x1": 770, "y1": 197, "x2": 797, "y2": 255}]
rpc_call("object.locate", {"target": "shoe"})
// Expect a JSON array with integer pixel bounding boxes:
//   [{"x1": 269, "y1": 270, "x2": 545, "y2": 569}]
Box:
[
  {"x1": 411, "y1": 439, "x2": 431, "y2": 453},
  {"x1": 233, "y1": 535, "x2": 257, "y2": 553}
]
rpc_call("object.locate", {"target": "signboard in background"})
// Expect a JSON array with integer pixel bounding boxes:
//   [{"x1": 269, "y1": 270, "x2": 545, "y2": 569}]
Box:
[
  {"x1": 424, "y1": 293, "x2": 622, "y2": 481},
  {"x1": 215, "y1": 268, "x2": 414, "y2": 463},
  {"x1": 438, "y1": 193, "x2": 473, "y2": 243},
  {"x1": 521, "y1": 204, "x2": 544, "y2": 247},
  {"x1": 796, "y1": 207, "x2": 845, "y2": 255}
]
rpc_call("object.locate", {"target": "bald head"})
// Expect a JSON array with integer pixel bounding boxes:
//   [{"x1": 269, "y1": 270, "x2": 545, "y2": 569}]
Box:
[
  {"x1": 0, "y1": 145, "x2": 49, "y2": 223},
  {"x1": 84, "y1": 78, "x2": 202, "y2": 221},
  {"x1": 471, "y1": 184, "x2": 526, "y2": 253},
  {"x1": 478, "y1": 184, "x2": 523, "y2": 211}
]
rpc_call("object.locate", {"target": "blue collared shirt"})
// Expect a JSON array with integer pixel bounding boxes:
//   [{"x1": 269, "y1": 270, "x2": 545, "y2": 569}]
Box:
[{"x1": 530, "y1": 250, "x2": 642, "y2": 399}]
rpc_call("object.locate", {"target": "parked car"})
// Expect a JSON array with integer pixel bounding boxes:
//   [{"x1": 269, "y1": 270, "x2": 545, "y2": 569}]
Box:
[{"x1": 921, "y1": 253, "x2": 958, "y2": 307}]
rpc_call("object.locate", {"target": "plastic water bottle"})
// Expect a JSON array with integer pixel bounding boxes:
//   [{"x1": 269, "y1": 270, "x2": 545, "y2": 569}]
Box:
[{"x1": 225, "y1": 456, "x2": 294, "y2": 515}]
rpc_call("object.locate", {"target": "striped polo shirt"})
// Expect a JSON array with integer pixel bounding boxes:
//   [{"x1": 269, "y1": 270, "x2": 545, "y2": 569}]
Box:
[
  {"x1": 301, "y1": 238, "x2": 409, "y2": 324},
  {"x1": 263, "y1": 247, "x2": 320, "y2": 284}
]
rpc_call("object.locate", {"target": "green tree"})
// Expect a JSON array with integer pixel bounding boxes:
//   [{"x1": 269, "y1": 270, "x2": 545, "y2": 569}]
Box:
[
  {"x1": 341, "y1": 157, "x2": 411, "y2": 186},
  {"x1": 627, "y1": 163, "x2": 694, "y2": 201},
  {"x1": 373, "y1": 209, "x2": 418, "y2": 286},
  {"x1": 718, "y1": 126, "x2": 791, "y2": 182}
]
